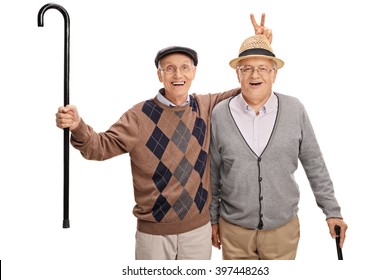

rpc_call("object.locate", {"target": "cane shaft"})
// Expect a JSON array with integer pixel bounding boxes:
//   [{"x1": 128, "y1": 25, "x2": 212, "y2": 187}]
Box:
[
  {"x1": 63, "y1": 128, "x2": 70, "y2": 228},
  {"x1": 335, "y1": 225, "x2": 343, "y2": 260}
]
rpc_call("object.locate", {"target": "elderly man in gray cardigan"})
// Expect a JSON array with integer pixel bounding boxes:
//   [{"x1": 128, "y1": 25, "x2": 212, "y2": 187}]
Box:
[{"x1": 209, "y1": 33, "x2": 348, "y2": 260}]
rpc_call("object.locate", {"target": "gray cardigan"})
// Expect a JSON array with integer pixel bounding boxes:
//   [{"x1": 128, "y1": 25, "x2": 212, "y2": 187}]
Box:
[{"x1": 210, "y1": 92, "x2": 342, "y2": 230}]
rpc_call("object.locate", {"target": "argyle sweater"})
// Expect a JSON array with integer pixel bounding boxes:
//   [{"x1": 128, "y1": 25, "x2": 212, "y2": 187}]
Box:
[{"x1": 70, "y1": 88, "x2": 240, "y2": 235}]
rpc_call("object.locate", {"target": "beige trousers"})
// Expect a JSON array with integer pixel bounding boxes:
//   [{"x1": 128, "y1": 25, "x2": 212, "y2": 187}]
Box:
[
  {"x1": 135, "y1": 222, "x2": 212, "y2": 260},
  {"x1": 219, "y1": 216, "x2": 300, "y2": 260}
]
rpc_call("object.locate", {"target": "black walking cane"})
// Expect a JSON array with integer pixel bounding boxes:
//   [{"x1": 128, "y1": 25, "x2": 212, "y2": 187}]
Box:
[
  {"x1": 335, "y1": 225, "x2": 343, "y2": 260},
  {"x1": 38, "y1": 3, "x2": 70, "y2": 228}
]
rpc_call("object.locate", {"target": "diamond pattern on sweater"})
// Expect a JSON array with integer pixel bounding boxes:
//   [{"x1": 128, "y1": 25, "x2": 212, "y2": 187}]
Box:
[
  {"x1": 173, "y1": 157, "x2": 193, "y2": 187},
  {"x1": 146, "y1": 127, "x2": 169, "y2": 160},
  {"x1": 194, "y1": 183, "x2": 208, "y2": 213},
  {"x1": 175, "y1": 110, "x2": 185, "y2": 118},
  {"x1": 152, "y1": 194, "x2": 171, "y2": 222},
  {"x1": 190, "y1": 95, "x2": 198, "y2": 112},
  {"x1": 142, "y1": 100, "x2": 163, "y2": 124},
  {"x1": 194, "y1": 149, "x2": 207, "y2": 178},
  {"x1": 152, "y1": 162, "x2": 172, "y2": 192},
  {"x1": 171, "y1": 120, "x2": 191, "y2": 153},
  {"x1": 192, "y1": 117, "x2": 206, "y2": 146},
  {"x1": 173, "y1": 189, "x2": 193, "y2": 220}
]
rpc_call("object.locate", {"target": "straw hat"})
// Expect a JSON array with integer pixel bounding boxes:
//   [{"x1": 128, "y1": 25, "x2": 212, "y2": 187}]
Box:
[{"x1": 229, "y1": 35, "x2": 284, "y2": 69}]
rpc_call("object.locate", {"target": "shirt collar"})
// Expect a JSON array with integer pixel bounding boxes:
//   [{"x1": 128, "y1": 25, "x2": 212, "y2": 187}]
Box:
[
  {"x1": 237, "y1": 92, "x2": 278, "y2": 116},
  {"x1": 157, "y1": 88, "x2": 190, "y2": 107}
]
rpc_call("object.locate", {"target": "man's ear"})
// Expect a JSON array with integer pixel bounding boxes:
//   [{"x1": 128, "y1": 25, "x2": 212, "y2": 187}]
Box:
[
  {"x1": 192, "y1": 66, "x2": 197, "y2": 80},
  {"x1": 157, "y1": 69, "x2": 163, "y2": 82},
  {"x1": 236, "y1": 69, "x2": 241, "y2": 83},
  {"x1": 272, "y1": 69, "x2": 278, "y2": 83}
]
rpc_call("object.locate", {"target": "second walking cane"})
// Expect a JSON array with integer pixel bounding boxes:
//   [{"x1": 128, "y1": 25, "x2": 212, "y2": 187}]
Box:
[
  {"x1": 38, "y1": 3, "x2": 71, "y2": 228},
  {"x1": 335, "y1": 225, "x2": 343, "y2": 260}
]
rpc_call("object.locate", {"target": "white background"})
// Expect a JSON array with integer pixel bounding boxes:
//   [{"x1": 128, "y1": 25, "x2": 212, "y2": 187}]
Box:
[{"x1": 1, "y1": 0, "x2": 389, "y2": 279}]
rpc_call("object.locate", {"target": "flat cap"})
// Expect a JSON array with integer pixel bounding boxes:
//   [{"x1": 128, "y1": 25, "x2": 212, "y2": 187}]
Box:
[{"x1": 154, "y1": 46, "x2": 198, "y2": 68}]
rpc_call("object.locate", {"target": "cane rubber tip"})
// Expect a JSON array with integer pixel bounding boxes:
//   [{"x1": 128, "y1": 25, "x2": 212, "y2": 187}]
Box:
[{"x1": 63, "y1": 220, "x2": 70, "y2": 228}]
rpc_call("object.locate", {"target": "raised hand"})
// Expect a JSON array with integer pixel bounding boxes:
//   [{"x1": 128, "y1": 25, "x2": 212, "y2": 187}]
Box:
[{"x1": 250, "y1": 13, "x2": 273, "y2": 43}]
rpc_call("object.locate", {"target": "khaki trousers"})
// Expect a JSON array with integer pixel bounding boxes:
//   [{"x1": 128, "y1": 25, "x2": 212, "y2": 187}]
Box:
[
  {"x1": 135, "y1": 222, "x2": 212, "y2": 260},
  {"x1": 219, "y1": 216, "x2": 300, "y2": 260}
]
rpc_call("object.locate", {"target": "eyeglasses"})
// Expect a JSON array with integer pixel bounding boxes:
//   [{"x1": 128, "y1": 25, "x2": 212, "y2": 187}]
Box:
[
  {"x1": 237, "y1": 65, "x2": 274, "y2": 76},
  {"x1": 159, "y1": 64, "x2": 193, "y2": 74}
]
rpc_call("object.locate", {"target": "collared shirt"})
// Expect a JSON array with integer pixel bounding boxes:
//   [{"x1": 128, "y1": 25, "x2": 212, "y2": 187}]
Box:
[
  {"x1": 229, "y1": 92, "x2": 278, "y2": 156},
  {"x1": 157, "y1": 88, "x2": 190, "y2": 107}
]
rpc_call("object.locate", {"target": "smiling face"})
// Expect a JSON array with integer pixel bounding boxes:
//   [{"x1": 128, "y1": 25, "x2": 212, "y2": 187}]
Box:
[
  {"x1": 157, "y1": 53, "x2": 196, "y2": 105},
  {"x1": 236, "y1": 56, "x2": 278, "y2": 110}
]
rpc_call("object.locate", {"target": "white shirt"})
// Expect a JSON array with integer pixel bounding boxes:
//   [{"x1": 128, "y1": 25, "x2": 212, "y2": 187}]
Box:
[{"x1": 229, "y1": 92, "x2": 278, "y2": 156}]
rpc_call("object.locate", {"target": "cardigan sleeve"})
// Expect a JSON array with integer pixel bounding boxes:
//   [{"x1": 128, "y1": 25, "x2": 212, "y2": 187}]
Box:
[
  {"x1": 209, "y1": 116, "x2": 223, "y2": 224},
  {"x1": 298, "y1": 104, "x2": 342, "y2": 219}
]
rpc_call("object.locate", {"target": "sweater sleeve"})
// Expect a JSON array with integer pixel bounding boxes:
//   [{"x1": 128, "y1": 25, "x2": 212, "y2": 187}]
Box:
[
  {"x1": 298, "y1": 104, "x2": 342, "y2": 219},
  {"x1": 195, "y1": 88, "x2": 241, "y2": 113},
  {"x1": 70, "y1": 110, "x2": 139, "y2": 161},
  {"x1": 209, "y1": 115, "x2": 222, "y2": 224}
]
